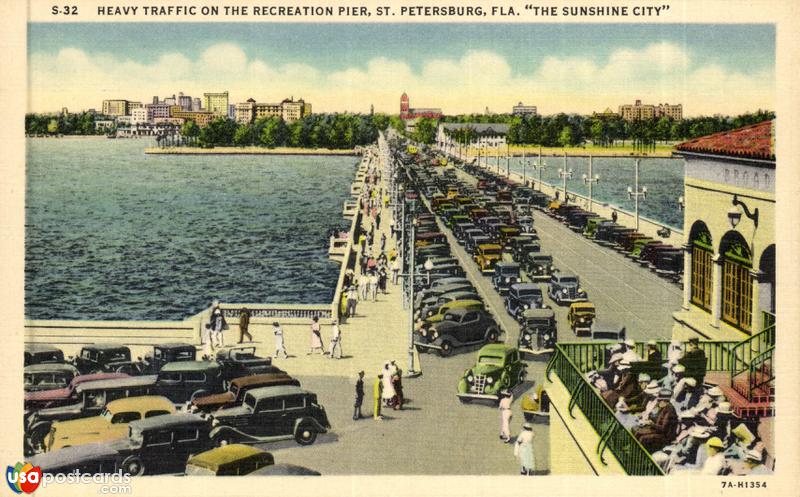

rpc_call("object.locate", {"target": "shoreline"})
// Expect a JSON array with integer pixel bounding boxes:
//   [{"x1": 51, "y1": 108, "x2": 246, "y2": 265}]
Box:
[{"x1": 145, "y1": 146, "x2": 359, "y2": 156}]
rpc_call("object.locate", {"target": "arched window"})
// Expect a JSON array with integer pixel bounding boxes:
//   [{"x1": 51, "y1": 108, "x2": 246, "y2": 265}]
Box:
[
  {"x1": 689, "y1": 221, "x2": 713, "y2": 311},
  {"x1": 720, "y1": 231, "x2": 753, "y2": 333}
]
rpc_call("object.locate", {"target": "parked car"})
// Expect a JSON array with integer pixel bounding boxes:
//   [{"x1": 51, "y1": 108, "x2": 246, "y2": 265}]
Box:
[
  {"x1": 524, "y1": 254, "x2": 555, "y2": 281},
  {"x1": 590, "y1": 320, "x2": 627, "y2": 341},
  {"x1": 29, "y1": 443, "x2": 121, "y2": 475},
  {"x1": 474, "y1": 244, "x2": 503, "y2": 273},
  {"x1": 185, "y1": 444, "x2": 275, "y2": 476},
  {"x1": 46, "y1": 396, "x2": 176, "y2": 452},
  {"x1": 209, "y1": 386, "x2": 331, "y2": 446},
  {"x1": 491, "y1": 262, "x2": 521, "y2": 295},
  {"x1": 25, "y1": 373, "x2": 129, "y2": 412},
  {"x1": 115, "y1": 413, "x2": 215, "y2": 475},
  {"x1": 156, "y1": 361, "x2": 226, "y2": 404},
  {"x1": 505, "y1": 283, "x2": 545, "y2": 320},
  {"x1": 138, "y1": 343, "x2": 197, "y2": 374},
  {"x1": 414, "y1": 281, "x2": 474, "y2": 309},
  {"x1": 422, "y1": 299, "x2": 485, "y2": 327},
  {"x1": 583, "y1": 217, "x2": 611, "y2": 238},
  {"x1": 24, "y1": 363, "x2": 80, "y2": 393},
  {"x1": 547, "y1": 273, "x2": 588, "y2": 305},
  {"x1": 498, "y1": 226, "x2": 521, "y2": 248},
  {"x1": 73, "y1": 344, "x2": 137, "y2": 375},
  {"x1": 413, "y1": 264, "x2": 467, "y2": 290},
  {"x1": 518, "y1": 308, "x2": 557, "y2": 355},
  {"x1": 215, "y1": 346, "x2": 279, "y2": 383},
  {"x1": 190, "y1": 373, "x2": 301, "y2": 414},
  {"x1": 25, "y1": 376, "x2": 158, "y2": 455},
  {"x1": 567, "y1": 302, "x2": 596, "y2": 336},
  {"x1": 456, "y1": 345, "x2": 526, "y2": 403},
  {"x1": 415, "y1": 243, "x2": 451, "y2": 258},
  {"x1": 415, "y1": 308, "x2": 500, "y2": 357},
  {"x1": 466, "y1": 234, "x2": 492, "y2": 254},
  {"x1": 416, "y1": 291, "x2": 482, "y2": 320},
  {"x1": 25, "y1": 344, "x2": 65, "y2": 367}
]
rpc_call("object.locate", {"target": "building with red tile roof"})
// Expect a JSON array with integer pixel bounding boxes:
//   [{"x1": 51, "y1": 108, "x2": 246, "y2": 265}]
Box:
[{"x1": 675, "y1": 120, "x2": 774, "y2": 162}]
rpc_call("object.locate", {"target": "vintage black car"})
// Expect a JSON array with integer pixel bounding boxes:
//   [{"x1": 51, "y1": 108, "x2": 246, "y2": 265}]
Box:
[
  {"x1": 138, "y1": 343, "x2": 197, "y2": 374},
  {"x1": 525, "y1": 254, "x2": 555, "y2": 281},
  {"x1": 547, "y1": 273, "x2": 588, "y2": 305},
  {"x1": 590, "y1": 320, "x2": 627, "y2": 341},
  {"x1": 74, "y1": 344, "x2": 137, "y2": 375},
  {"x1": 413, "y1": 264, "x2": 467, "y2": 290},
  {"x1": 518, "y1": 308, "x2": 557, "y2": 355},
  {"x1": 417, "y1": 290, "x2": 482, "y2": 320},
  {"x1": 517, "y1": 215, "x2": 534, "y2": 233},
  {"x1": 25, "y1": 344, "x2": 65, "y2": 367},
  {"x1": 453, "y1": 221, "x2": 476, "y2": 242},
  {"x1": 512, "y1": 238, "x2": 541, "y2": 263},
  {"x1": 156, "y1": 361, "x2": 227, "y2": 404},
  {"x1": 29, "y1": 443, "x2": 121, "y2": 475},
  {"x1": 209, "y1": 386, "x2": 331, "y2": 446},
  {"x1": 491, "y1": 262, "x2": 521, "y2": 295},
  {"x1": 505, "y1": 283, "x2": 544, "y2": 319},
  {"x1": 24, "y1": 363, "x2": 80, "y2": 393},
  {"x1": 415, "y1": 243, "x2": 452, "y2": 259},
  {"x1": 215, "y1": 346, "x2": 278, "y2": 383},
  {"x1": 415, "y1": 308, "x2": 500, "y2": 357},
  {"x1": 466, "y1": 233, "x2": 492, "y2": 254},
  {"x1": 25, "y1": 376, "x2": 158, "y2": 455},
  {"x1": 115, "y1": 413, "x2": 215, "y2": 475}
]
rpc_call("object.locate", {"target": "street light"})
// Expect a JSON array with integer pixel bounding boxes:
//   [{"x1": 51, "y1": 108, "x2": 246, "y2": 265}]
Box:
[
  {"x1": 677, "y1": 196, "x2": 685, "y2": 211},
  {"x1": 582, "y1": 156, "x2": 600, "y2": 212},
  {"x1": 627, "y1": 158, "x2": 647, "y2": 231},
  {"x1": 423, "y1": 259, "x2": 434, "y2": 285},
  {"x1": 530, "y1": 152, "x2": 547, "y2": 191},
  {"x1": 406, "y1": 215, "x2": 421, "y2": 377},
  {"x1": 730, "y1": 194, "x2": 759, "y2": 229},
  {"x1": 558, "y1": 166, "x2": 573, "y2": 203}
]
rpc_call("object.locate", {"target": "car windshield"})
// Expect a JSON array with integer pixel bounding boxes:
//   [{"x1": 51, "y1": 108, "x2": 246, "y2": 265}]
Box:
[
  {"x1": 244, "y1": 394, "x2": 256, "y2": 410},
  {"x1": 170, "y1": 350, "x2": 194, "y2": 360},
  {"x1": 477, "y1": 355, "x2": 503, "y2": 366},
  {"x1": 559, "y1": 277, "x2": 578, "y2": 284},
  {"x1": 106, "y1": 352, "x2": 128, "y2": 361},
  {"x1": 499, "y1": 268, "x2": 518, "y2": 276},
  {"x1": 482, "y1": 248, "x2": 501, "y2": 255},
  {"x1": 517, "y1": 288, "x2": 540, "y2": 297}
]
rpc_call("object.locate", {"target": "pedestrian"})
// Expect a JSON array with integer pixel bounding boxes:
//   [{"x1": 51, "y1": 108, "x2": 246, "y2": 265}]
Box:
[
  {"x1": 373, "y1": 374, "x2": 383, "y2": 420},
  {"x1": 370, "y1": 272, "x2": 379, "y2": 301},
  {"x1": 514, "y1": 423, "x2": 536, "y2": 475},
  {"x1": 346, "y1": 286, "x2": 358, "y2": 317},
  {"x1": 354, "y1": 371, "x2": 365, "y2": 420},
  {"x1": 391, "y1": 257, "x2": 400, "y2": 285},
  {"x1": 380, "y1": 233, "x2": 387, "y2": 252},
  {"x1": 358, "y1": 276, "x2": 369, "y2": 301},
  {"x1": 392, "y1": 365, "x2": 404, "y2": 410},
  {"x1": 499, "y1": 389, "x2": 514, "y2": 442},
  {"x1": 378, "y1": 266, "x2": 388, "y2": 294},
  {"x1": 339, "y1": 291, "x2": 348, "y2": 323},
  {"x1": 611, "y1": 210, "x2": 618, "y2": 224},
  {"x1": 360, "y1": 252, "x2": 369, "y2": 275},
  {"x1": 376, "y1": 211, "x2": 382, "y2": 230},
  {"x1": 309, "y1": 316, "x2": 324, "y2": 355},
  {"x1": 272, "y1": 321, "x2": 288, "y2": 359},
  {"x1": 209, "y1": 304, "x2": 228, "y2": 350},
  {"x1": 382, "y1": 363, "x2": 397, "y2": 408},
  {"x1": 238, "y1": 307, "x2": 253, "y2": 343},
  {"x1": 328, "y1": 319, "x2": 342, "y2": 359}
]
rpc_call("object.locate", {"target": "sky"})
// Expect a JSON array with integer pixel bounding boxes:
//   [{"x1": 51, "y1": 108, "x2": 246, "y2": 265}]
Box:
[{"x1": 28, "y1": 23, "x2": 775, "y2": 116}]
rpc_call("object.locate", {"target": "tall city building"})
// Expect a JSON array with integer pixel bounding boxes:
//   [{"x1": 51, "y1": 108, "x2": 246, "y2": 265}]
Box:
[
  {"x1": 399, "y1": 92, "x2": 442, "y2": 120},
  {"x1": 193, "y1": 97, "x2": 202, "y2": 111},
  {"x1": 102, "y1": 99, "x2": 129, "y2": 117},
  {"x1": 512, "y1": 102, "x2": 537, "y2": 117},
  {"x1": 235, "y1": 97, "x2": 312, "y2": 124},
  {"x1": 619, "y1": 99, "x2": 683, "y2": 121},
  {"x1": 203, "y1": 92, "x2": 229, "y2": 117},
  {"x1": 178, "y1": 93, "x2": 192, "y2": 111}
]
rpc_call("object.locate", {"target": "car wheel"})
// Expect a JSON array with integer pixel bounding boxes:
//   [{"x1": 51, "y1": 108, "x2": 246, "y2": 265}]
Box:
[
  {"x1": 438, "y1": 341, "x2": 453, "y2": 357},
  {"x1": 517, "y1": 369, "x2": 526, "y2": 386},
  {"x1": 486, "y1": 328, "x2": 499, "y2": 343},
  {"x1": 121, "y1": 456, "x2": 145, "y2": 477},
  {"x1": 28, "y1": 425, "x2": 50, "y2": 454},
  {"x1": 295, "y1": 424, "x2": 318, "y2": 446}
]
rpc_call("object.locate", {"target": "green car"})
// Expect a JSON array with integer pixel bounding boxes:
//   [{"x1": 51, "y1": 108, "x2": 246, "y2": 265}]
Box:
[
  {"x1": 457, "y1": 344, "x2": 526, "y2": 404},
  {"x1": 583, "y1": 217, "x2": 611, "y2": 239}
]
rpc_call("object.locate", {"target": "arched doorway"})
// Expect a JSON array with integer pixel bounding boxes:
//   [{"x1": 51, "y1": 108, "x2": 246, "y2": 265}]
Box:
[
  {"x1": 720, "y1": 231, "x2": 753, "y2": 333},
  {"x1": 689, "y1": 221, "x2": 713, "y2": 312},
  {"x1": 759, "y1": 244, "x2": 776, "y2": 315}
]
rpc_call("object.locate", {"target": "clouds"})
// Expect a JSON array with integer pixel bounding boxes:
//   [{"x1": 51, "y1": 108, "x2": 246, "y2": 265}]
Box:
[{"x1": 28, "y1": 41, "x2": 773, "y2": 116}]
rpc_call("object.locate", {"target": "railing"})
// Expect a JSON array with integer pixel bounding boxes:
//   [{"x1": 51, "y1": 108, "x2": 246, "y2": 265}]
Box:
[
  {"x1": 546, "y1": 345, "x2": 664, "y2": 475},
  {"x1": 749, "y1": 346, "x2": 774, "y2": 396},
  {"x1": 558, "y1": 340, "x2": 738, "y2": 374},
  {"x1": 220, "y1": 304, "x2": 332, "y2": 321},
  {"x1": 730, "y1": 310, "x2": 776, "y2": 389}
]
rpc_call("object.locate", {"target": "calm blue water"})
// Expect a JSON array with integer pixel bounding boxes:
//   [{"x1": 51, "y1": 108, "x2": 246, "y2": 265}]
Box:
[
  {"x1": 25, "y1": 138, "x2": 356, "y2": 321},
  {"x1": 502, "y1": 156, "x2": 685, "y2": 229}
]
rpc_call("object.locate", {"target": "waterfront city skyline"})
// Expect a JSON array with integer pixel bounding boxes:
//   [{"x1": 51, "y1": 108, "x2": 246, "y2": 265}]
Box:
[{"x1": 29, "y1": 23, "x2": 774, "y2": 116}]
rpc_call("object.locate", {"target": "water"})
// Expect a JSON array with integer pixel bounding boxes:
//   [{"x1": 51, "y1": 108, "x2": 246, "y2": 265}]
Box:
[
  {"x1": 501, "y1": 156, "x2": 685, "y2": 229},
  {"x1": 25, "y1": 138, "x2": 357, "y2": 321}
]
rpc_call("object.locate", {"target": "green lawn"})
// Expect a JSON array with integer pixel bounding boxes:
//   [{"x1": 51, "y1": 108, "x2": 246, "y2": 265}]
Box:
[{"x1": 508, "y1": 143, "x2": 675, "y2": 157}]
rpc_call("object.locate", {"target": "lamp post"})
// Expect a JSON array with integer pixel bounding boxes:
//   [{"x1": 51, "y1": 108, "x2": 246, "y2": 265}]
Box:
[
  {"x1": 558, "y1": 158, "x2": 573, "y2": 204},
  {"x1": 627, "y1": 159, "x2": 647, "y2": 231},
  {"x1": 677, "y1": 196, "x2": 685, "y2": 211},
  {"x1": 581, "y1": 155, "x2": 600, "y2": 212},
  {"x1": 423, "y1": 259, "x2": 434, "y2": 286},
  {"x1": 404, "y1": 215, "x2": 421, "y2": 377},
  {"x1": 531, "y1": 148, "x2": 547, "y2": 192}
]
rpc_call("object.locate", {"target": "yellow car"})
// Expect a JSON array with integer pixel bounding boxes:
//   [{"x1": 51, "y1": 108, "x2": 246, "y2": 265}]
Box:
[
  {"x1": 185, "y1": 444, "x2": 274, "y2": 476},
  {"x1": 474, "y1": 244, "x2": 502, "y2": 273},
  {"x1": 46, "y1": 396, "x2": 175, "y2": 451},
  {"x1": 423, "y1": 299, "x2": 484, "y2": 326}
]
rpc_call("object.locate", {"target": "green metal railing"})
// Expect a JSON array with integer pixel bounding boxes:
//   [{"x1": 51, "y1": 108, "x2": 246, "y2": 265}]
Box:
[
  {"x1": 730, "y1": 311, "x2": 776, "y2": 398},
  {"x1": 749, "y1": 346, "x2": 774, "y2": 397},
  {"x1": 546, "y1": 345, "x2": 664, "y2": 475}
]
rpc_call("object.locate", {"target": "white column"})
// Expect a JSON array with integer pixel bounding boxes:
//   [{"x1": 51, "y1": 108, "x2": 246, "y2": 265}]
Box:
[
  {"x1": 710, "y1": 255, "x2": 722, "y2": 328},
  {"x1": 682, "y1": 244, "x2": 692, "y2": 311}
]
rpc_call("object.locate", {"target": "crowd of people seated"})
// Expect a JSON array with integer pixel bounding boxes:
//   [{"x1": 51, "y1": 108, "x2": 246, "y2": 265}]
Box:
[{"x1": 586, "y1": 338, "x2": 772, "y2": 475}]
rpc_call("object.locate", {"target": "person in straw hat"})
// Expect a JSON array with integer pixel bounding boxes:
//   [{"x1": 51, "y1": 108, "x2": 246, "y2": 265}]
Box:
[
  {"x1": 701, "y1": 436, "x2": 728, "y2": 475},
  {"x1": 743, "y1": 448, "x2": 771, "y2": 475},
  {"x1": 514, "y1": 422, "x2": 535, "y2": 475}
]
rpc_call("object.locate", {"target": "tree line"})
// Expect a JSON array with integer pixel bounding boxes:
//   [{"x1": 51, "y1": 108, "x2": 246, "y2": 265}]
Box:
[{"x1": 25, "y1": 112, "x2": 111, "y2": 135}]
